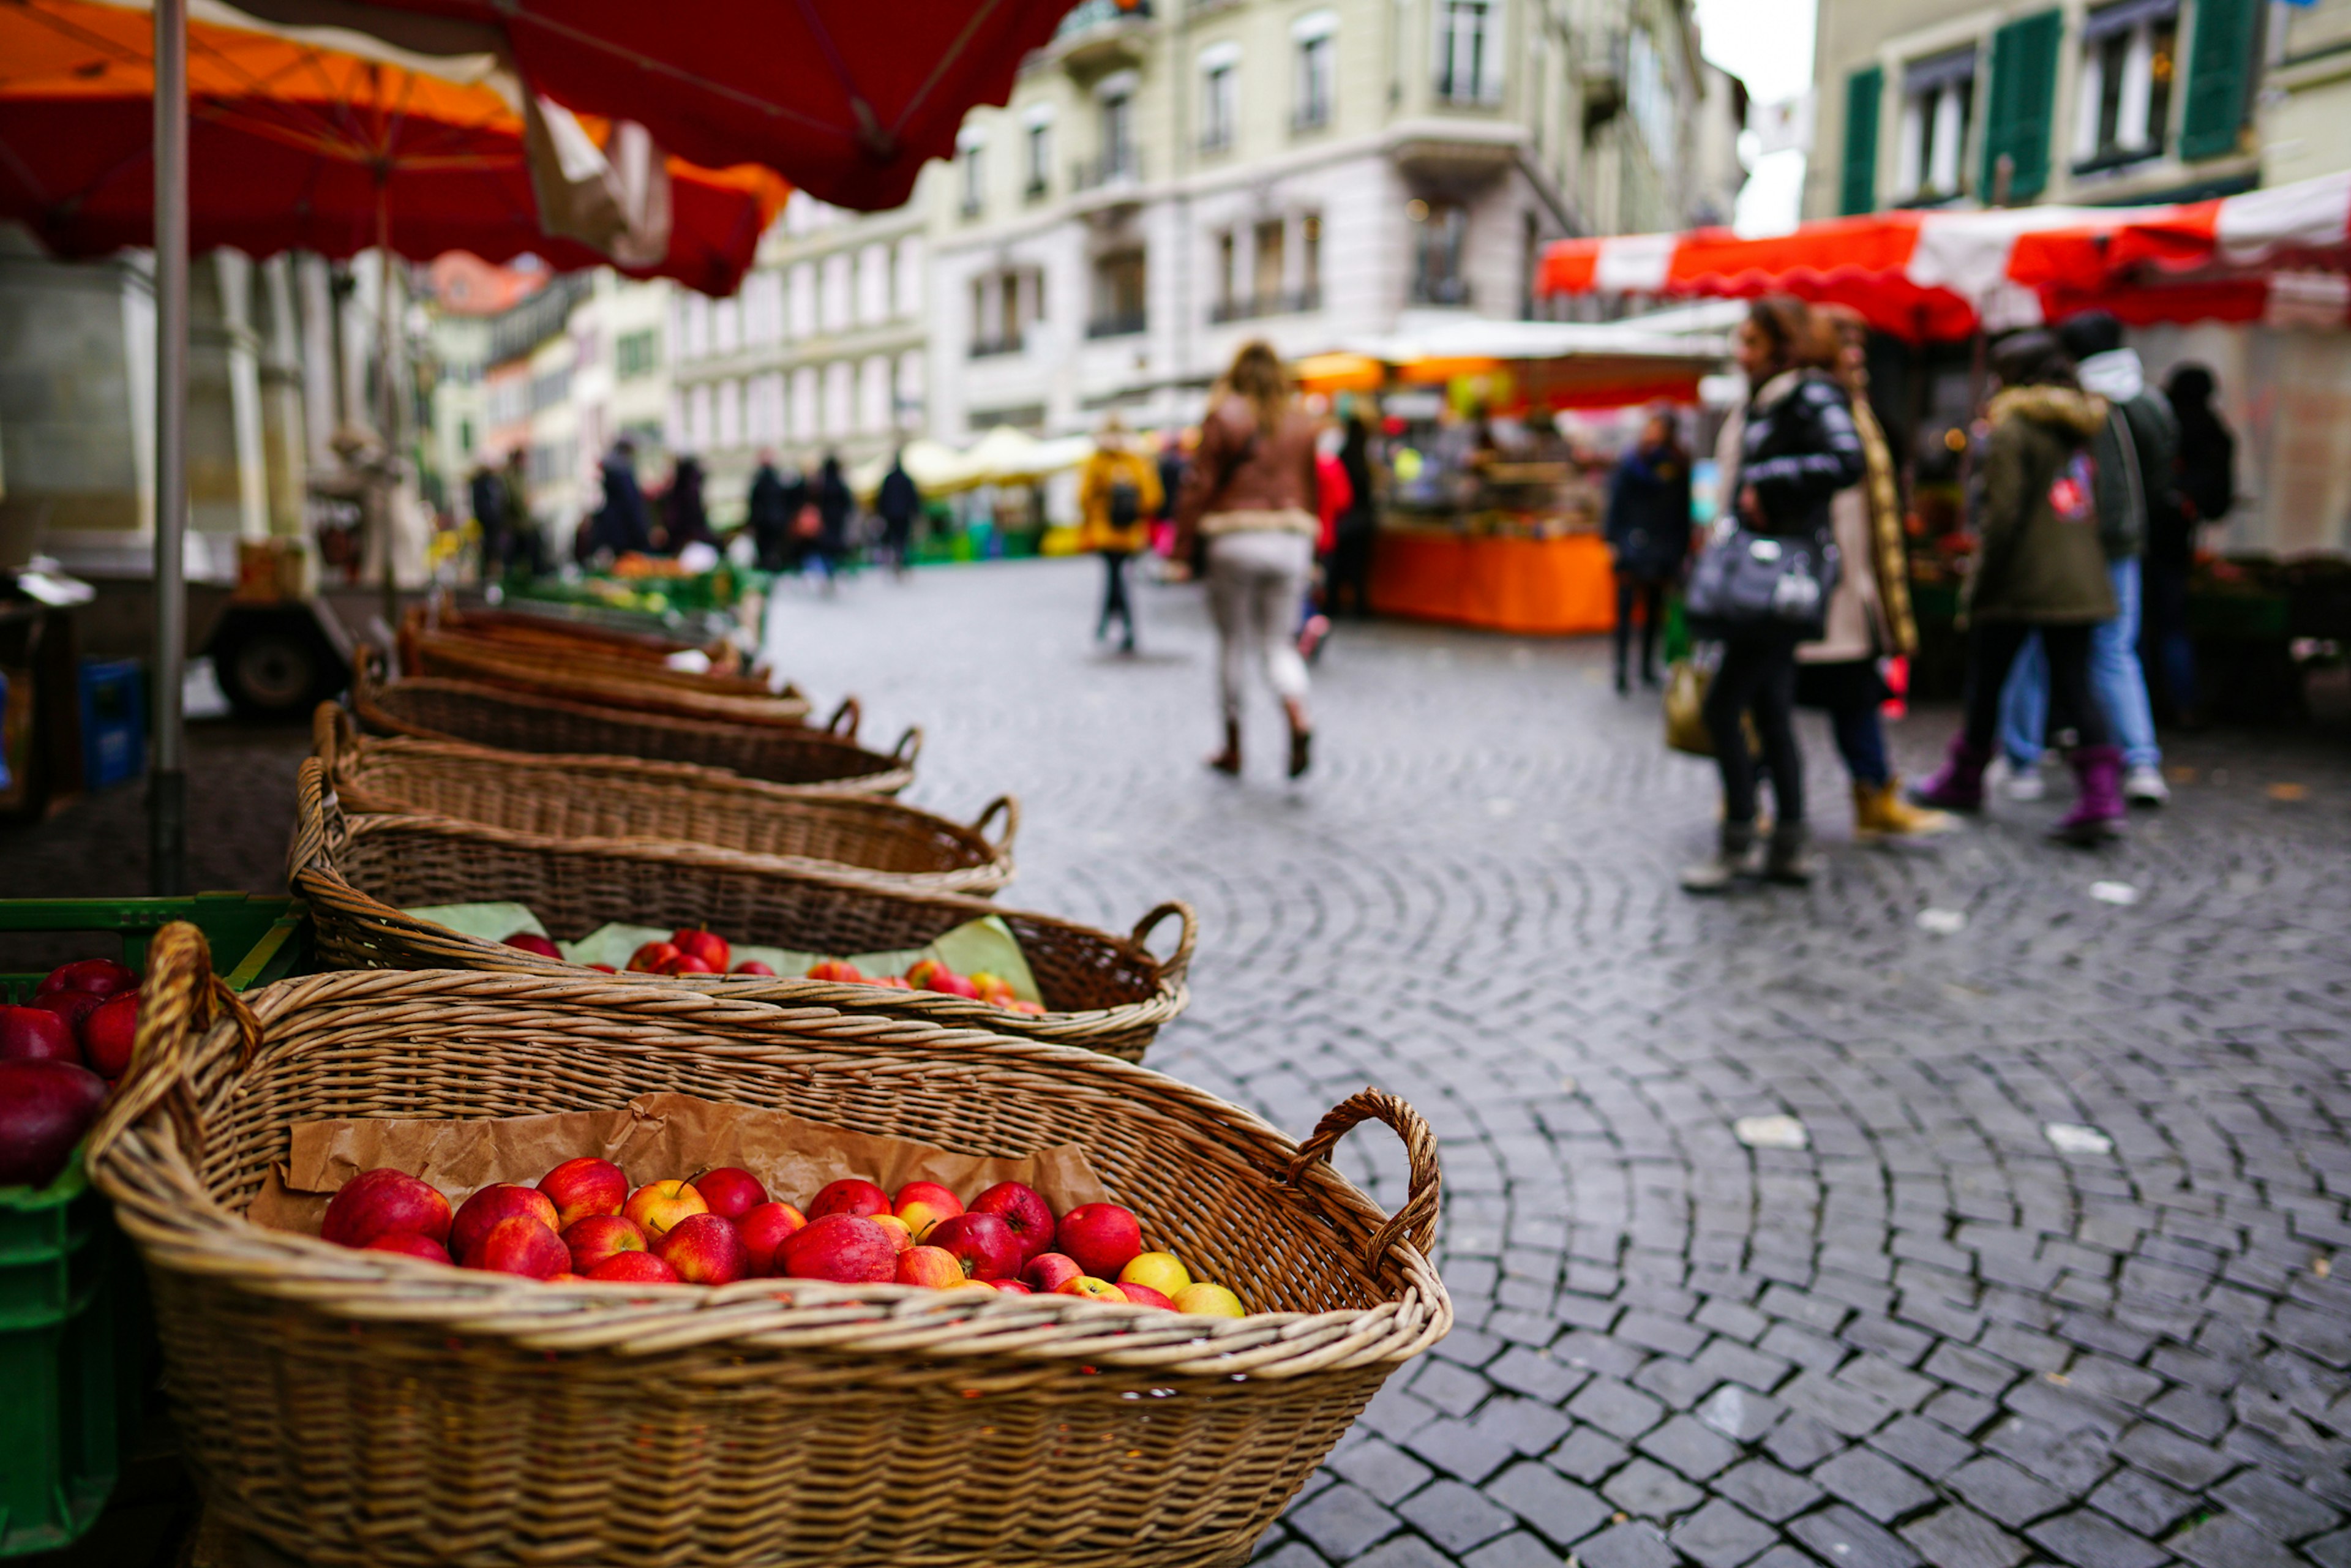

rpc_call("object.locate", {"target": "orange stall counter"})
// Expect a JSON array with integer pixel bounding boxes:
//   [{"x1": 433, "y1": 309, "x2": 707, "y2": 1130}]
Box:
[{"x1": 1368, "y1": 527, "x2": 1618, "y2": 636}]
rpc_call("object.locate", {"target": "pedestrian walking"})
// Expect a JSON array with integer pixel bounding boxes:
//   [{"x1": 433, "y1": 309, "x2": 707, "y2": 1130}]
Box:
[
  {"x1": 1911, "y1": 331, "x2": 2124, "y2": 844},
  {"x1": 1605, "y1": 407, "x2": 1692, "y2": 694},
  {"x1": 500, "y1": 448, "x2": 541, "y2": 574},
  {"x1": 1327, "y1": 411, "x2": 1379, "y2": 618},
  {"x1": 1681, "y1": 296, "x2": 1867, "y2": 893},
  {"x1": 1172, "y1": 339, "x2": 1322, "y2": 779},
  {"x1": 812, "y1": 452, "x2": 853, "y2": 590},
  {"x1": 1993, "y1": 312, "x2": 2177, "y2": 807},
  {"x1": 1793, "y1": 306, "x2": 1949, "y2": 839},
  {"x1": 661, "y1": 454, "x2": 716, "y2": 554},
  {"x1": 582, "y1": 438, "x2": 650, "y2": 560},
  {"x1": 747, "y1": 451, "x2": 792, "y2": 571},
  {"x1": 876, "y1": 450, "x2": 922, "y2": 577},
  {"x1": 1296, "y1": 437, "x2": 1351, "y2": 662},
  {"x1": 468, "y1": 463, "x2": 509, "y2": 576},
  {"x1": 1076, "y1": 415, "x2": 1163, "y2": 653},
  {"x1": 2149, "y1": 363, "x2": 2233, "y2": 725}
]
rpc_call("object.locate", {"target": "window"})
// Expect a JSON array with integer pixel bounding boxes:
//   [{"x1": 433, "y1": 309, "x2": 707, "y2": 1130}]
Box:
[
  {"x1": 683, "y1": 295, "x2": 710, "y2": 359},
  {"x1": 857, "y1": 243, "x2": 890, "y2": 326},
  {"x1": 1302, "y1": 212, "x2": 1322, "y2": 307},
  {"x1": 823, "y1": 361, "x2": 853, "y2": 437},
  {"x1": 617, "y1": 329, "x2": 659, "y2": 378},
  {"x1": 1628, "y1": 28, "x2": 1678, "y2": 171},
  {"x1": 716, "y1": 379, "x2": 743, "y2": 449},
  {"x1": 822, "y1": 253, "x2": 853, "y2": 333},
  {"x1": 893, "y1": 237, "x2": 924, "y2": 317},
  {"x1": 1253, "y1": 220, "x2": 1286, "y2": 308},
  {"x1": 1216, "y1": 230, "x2": 1237, "y2": 314},
  {"x1": 1101, "y1": 87, "x2": 1136, "y2": 181},
  {"x1": 1436, "y1": 0, "x2": 1501, "y2": 105},
  {"x1": 713, "y1": 298, "x2": 740, "y2": 356},
  {"x1": 458, "y1": 418, "x2": 474, "y2": 454},
  {"x1": 969, "y1": 269, "x2": 1040, "y2": 357},
  {"x1": 1201, "y1": 43, "x2": 1239, "y2": 153},
  {"x1": 2075, "y1": 0, "x2": 2177, "y2": 170},
  {"x1": 787, "y1": 262, "x2": 816, "y2": 339},
  {"x1": 790, "y1": 367, "x2": 820, "y2": 442},
  {"x1": 1897, "y1": 46, "x2": 1976, "y2": 201},
  {"x1": 958, "y1": 131, "x2": 985, "y2": 217},
  {"x1": 689, "y1": 384, "x2": 713, "y2": 451},
  {"x1": 896, "y1": 350, "x2": 926, "y2": 426},
  {"x1": 746, "y1": 269, "x2": 783, "y2": 343},
  {"x1": 1024, "y1": 108, "x2": 1054, "y2": 198},
  {"x1": 1089, "y1": 249, "x2": 1146, "y2": 338},
  {"x1": 1294, "y1": 12, "x2": 1336, "y2": 131},
  {"x1": 1409, "y1": 198, "x2": 1469, "y2": 306},
  {"x1": 858, "y1": 356, "x2": 891, "y2": 435}
]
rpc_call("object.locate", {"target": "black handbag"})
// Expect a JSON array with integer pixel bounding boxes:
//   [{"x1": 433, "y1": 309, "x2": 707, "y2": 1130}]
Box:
[{"x1": 1684, "y1": 519, "x2": 1840, "y2": 640}]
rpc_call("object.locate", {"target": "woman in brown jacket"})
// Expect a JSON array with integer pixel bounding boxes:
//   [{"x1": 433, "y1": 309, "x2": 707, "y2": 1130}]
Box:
[
  {"x1": 1173, "y1": 340, "x2": 1322, "y2": 778},
  {"x1": 1911, "y1": 331, "x2": 2123, "y2": 842}
]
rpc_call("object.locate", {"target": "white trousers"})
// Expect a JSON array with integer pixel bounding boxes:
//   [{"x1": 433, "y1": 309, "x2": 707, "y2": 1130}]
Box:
[{"x1": 1206, "y1": 530, "x2": 1313, "y2": 719}]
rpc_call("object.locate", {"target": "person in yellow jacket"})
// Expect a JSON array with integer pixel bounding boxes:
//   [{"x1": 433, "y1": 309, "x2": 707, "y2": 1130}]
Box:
[{"x1": 1076, "y1": 415, "x2": 1163, "y2": 653}]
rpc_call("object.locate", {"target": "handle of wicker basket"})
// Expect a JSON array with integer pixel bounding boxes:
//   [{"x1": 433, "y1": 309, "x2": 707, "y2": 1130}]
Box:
[
  {"x1": 891, "y1": 726, "x2": 924, "y2": 767},
  {"x1": 310, "y1": 701, "x2": 360, "y2": 776},
  {"x1": 970, "y1": 795, "x2": 1020, "y2": 855},
  {"x1": 1281, "y1": 1089, "x2": 1442, "y2": 1269},
  {"x1": 823, "y1": 697, "x2": 861, "y2": 738},
  {"x1": 1130, "y1": 900, "x2": 1198, "y2": 984},
  {"x1": 84, "y1": 920, "x2": 261, "y2": 1177},
  {"x1": 285, "y1": 757, "x2": 350, "y2": 889}
]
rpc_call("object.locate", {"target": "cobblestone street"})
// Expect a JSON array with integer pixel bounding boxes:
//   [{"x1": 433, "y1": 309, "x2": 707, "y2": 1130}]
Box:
[{"x1": 14, "y1": 557, "x2": 2351, "y2": 1567}]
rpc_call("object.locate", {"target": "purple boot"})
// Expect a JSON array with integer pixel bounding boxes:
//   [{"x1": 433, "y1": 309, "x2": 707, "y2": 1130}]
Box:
[
  {"x1": 1910, "y1": 736, "x2": 1990, "y2": 811},
  {"x1": 2053, "y1": 745, "x2": 2126, "y2": 844}
]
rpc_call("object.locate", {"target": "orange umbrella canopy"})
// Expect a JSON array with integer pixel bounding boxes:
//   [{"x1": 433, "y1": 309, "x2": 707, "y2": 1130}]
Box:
[{"x1": 0, "y1": 0, "x2": 787, "y2": 294}]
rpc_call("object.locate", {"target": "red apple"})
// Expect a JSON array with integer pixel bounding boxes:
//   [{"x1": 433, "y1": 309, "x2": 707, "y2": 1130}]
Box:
[
  {"x1": 654, "y1": 952, "x2": 716, "y2": 976},
  {"x1": 0, "y1": 1059, "x2": 109, "y2": 1187},
  {"x1": 732, "y1": 961, "x2": 778, "y2": 977},
  {"x1": 892, "y1": 1180, "x2": 964, "y2": 1242},
  {"x1": 0, "y1": 1005, "x2": 79, "y2": 1065},
  {"x1": 656, "y1": 1212, "x2": 750, "y2": 1285},
  {"x1": 78, "y1": 994, "x2": 139, "y2": 1079},
  {"x1": 805, "y1": 959, "x2": 864, "y2": 983},
  {"x1": 37, "y1": 959, "x2": 135, "y2": 1000},
  {"x1": 320, "y1": 1168, "x2": 453, "y2": 1248},
  {"x1": 628, "y1": 941, "x2": 681, "y2": 973},
  {"x1": 990, "y1": 1279, "x2": 1034, "y2": 1296},
  {"x1": 904, "y1": 958, "x2": 947, "y2": 989},
  {"x1": 561, "y1": 1214, "x2": 648, "y2": 1274},
  {"x1": 691, "y1": 1166, "x2": 767, "y2": 1220},
  {"x1": 28, "y1": 989, "x2": 103, "y2": 1037},
  {"x1": 777, "y1": 1214, "x2": 898, "y2": 1283},
  {"x1": 589, "y1": 964, "x2": 619, "y2": 973},
  {"x1": 969, "y1": 1181, "x2": 1057, "y2": 1264},
  {"x1": 503, "y1": 932, "x2": 562, "y2": 958},
  {"x1": 450, "y1": 1183, "x2": 560, "y2": 1263},
  {"x1": 871, "y1": 975, "x2": 912, "y2": 989},
  {"x1": 806, "y1": 1177, "x2": 890, "y2": 1221},
  {"x1": 1055, "y1": 1276, "x2": 1128, "y2": 1304},
  {"x1": 871, "y1": 1215, "x2": 916, "y2": 1254},
  {"x1": 670, "y1": 929, "x2": 730, "y2": 971},
  {"x1": 1056, "y1": 1203, "x2": 1143, "y2": 1280},
  {"x1": 544, "y1": 1272, "x2": 585, "y2": 1285},
  {"x1": 1118, "y1": 1281, "x2": 1175, "y2": 1310},
  {"x1": 362, "y1": 1232, "x2": 452, "y2": 1265},
  {"x1": 736, "y1": 1201, "x2": 808, "y2": 1275},
  {"x1": 927, "y1": 1212, "x2": 1021, "y2": 1281},
  {"x1": 1022, "y1": 1252, "x2": 1084, "y2": 1294},
  {"x1": 538, "y1": 1157, "x2": 628, "y2": 1229},
  {"x1": 895, "y1": 1245, "x2": 965, "y2": 1288},
  {"x1": 623, "y1": 1179, "x2": 708, "y2": 1244},
  {"x1": 465, "y1": 1216, "x2": 569, "y2": 1278},
  {"x1": 587, "y1": 1250, "x2": 679, "y2": 1284},
  {"x1": 929, "y1": 971, "x2": 981, "y2": 1000}
]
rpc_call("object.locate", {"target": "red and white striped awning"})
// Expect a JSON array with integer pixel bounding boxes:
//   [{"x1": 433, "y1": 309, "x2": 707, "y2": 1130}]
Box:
[{"x1": 1537, "y1": 171, "x2": 2351, "y2": 340}]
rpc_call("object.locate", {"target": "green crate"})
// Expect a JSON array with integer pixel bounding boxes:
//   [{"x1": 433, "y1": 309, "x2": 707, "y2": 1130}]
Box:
[{"x1": 0, "y1": 895, "x2": 306, "y2": 1556}]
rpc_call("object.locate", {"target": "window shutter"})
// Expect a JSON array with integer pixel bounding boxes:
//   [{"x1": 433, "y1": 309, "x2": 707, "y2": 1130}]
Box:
[
  {"x1": 1981, "y1": 9, "x2": 2061, "y2": 200},
  {"x1": 1840, "y1": 66, "x2": 1883, "y2": 216},
  {"x1": 2180, "y1": 0, "x2": 2257, "y2": 160}
]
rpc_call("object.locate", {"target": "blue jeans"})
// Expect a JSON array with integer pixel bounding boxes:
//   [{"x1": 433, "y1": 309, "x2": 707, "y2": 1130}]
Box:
[{"x1": 1997, "y1": 558, "x2": 2158, "y2": 770}]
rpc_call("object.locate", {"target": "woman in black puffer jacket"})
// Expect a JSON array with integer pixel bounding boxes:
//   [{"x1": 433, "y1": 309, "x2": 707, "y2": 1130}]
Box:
[{"x1": 1683, "y1": 296, "x2": 1867, "y2": 893}]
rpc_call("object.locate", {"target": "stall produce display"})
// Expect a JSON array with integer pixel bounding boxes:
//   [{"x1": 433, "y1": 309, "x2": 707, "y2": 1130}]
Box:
[{"x1": 0, "y1": 957, "x2": 146, "y2": 1187}]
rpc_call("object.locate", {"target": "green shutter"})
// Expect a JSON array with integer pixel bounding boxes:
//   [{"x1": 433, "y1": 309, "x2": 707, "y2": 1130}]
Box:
[
  {"x1": 1840, "y1": 66, "x2": 1884, "y2": 216},
  {"x1": 2180, "y1": 0, "x2": 2259, "y2": 160},
  {"x1": 1981, "y1": 10, "x2": 2061, "y2": 201}
]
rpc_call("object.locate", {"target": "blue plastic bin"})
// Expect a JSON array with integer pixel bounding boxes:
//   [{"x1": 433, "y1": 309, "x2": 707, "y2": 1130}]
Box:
[{"x1": 76, "y1": 659, "x2": 144, "y2": 791}]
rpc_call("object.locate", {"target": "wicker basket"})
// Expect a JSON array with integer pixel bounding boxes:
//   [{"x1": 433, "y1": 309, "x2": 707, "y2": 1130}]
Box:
[
  {"x1": 414, "y1": 603, "x2": 743, "y2": 670},
  {"x1": 397, "y1": 627, "x2": 810, "y2": 729},
  {"x1": 353, "y1": 648, "x2": 918, "y2": 796},
  {"x1": 87, "y1": 923, "x2": 1449, "y2": 1568},
  {"x1": 291, "y1": 761, "x2": 1193, "y2": 1061},
  {"x1": 315, "y1": 706, "x2": 1016, "y2": 895}
]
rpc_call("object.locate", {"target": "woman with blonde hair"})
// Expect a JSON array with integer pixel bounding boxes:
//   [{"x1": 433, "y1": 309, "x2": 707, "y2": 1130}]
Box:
[
  {"x1": 1076, "y1": 413, "x2": 1163, "y2": 653},
  {"x1": 1173, "y1": 340, "x2": 1322, "y2": 778}
]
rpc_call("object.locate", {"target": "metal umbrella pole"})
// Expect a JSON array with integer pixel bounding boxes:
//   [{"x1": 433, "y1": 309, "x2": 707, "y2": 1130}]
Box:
[{"x1": 149, "y1": 0, "x2": 188, "y2": 895}]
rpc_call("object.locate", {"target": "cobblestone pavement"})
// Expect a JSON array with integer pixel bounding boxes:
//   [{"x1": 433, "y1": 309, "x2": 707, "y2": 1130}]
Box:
[{"x1": 14, "y1": 558, "x2": 2351, "y2": 1568}]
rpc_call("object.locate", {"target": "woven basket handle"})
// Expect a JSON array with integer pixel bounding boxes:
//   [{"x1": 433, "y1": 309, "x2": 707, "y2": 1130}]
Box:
[
  {"x1": 1281, "y1": 1089, "x2": 1441, "y2": 1271},
  {"x1": 285, "y1": 757, "x2": 349, "y2": 888},
  {"x1": 310, "y1": 701, "x2": 360, "y2": 776},
  {"x1": 890, "y1": 726, "x2": 924, "y2": 767},
  {"x1": 84, "y1": 920, "x2": 260, "y2": 1177},
  {"x1": 822, "y1": 697, "x2": 861, "y2": 738},
  {"x1": 1129, "y1": 900, "x2": 1197, "y2": 984},
  {"x1": 969, "y1": 795, "x2": 1020, "y2": 855}
]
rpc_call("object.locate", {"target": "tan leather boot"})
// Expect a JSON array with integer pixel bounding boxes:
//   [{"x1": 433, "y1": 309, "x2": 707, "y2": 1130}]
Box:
[{"x1": 1854, "y1": 779, "x2": 1955, "y2": 840}]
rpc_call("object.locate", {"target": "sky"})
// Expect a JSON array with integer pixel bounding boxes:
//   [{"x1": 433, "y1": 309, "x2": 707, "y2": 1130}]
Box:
[{"x1": 1692, "y1": 0, "x2": 1818, "y2": 234}]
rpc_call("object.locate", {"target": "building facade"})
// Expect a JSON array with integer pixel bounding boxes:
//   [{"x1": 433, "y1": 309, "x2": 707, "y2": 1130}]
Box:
[
  {"x1": 927, "y1": 0, "x2": 1736, "y2": 441},
  {"x1": 1807, "y1": 0, "x2": 2345, "y2": 220}
]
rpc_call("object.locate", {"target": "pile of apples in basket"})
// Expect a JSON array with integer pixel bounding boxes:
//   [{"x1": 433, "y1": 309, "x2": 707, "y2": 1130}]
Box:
[{"x1": 327, "y1": 1158, "x2": 1248, "y2": 1314}]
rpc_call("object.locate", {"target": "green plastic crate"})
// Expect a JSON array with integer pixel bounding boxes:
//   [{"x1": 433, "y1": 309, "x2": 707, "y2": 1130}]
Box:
[{"x1": 0, "y1": 895, "x2": 306, "y2": 1556}]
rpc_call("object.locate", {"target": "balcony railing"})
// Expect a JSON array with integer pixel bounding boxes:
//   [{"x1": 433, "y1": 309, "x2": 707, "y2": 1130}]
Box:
[
  {"x1": 1071, "y1": 150, "x2": 1145, "y2": 192},
  {"x1": 1291, "y1": 102, "x2": 1332, "y2": 135},
  {"x1": 970, "y1": 335, "x2": 1025, "y2": 359},
  {"x1": 1055, "y1": 0, "x2": 1150, "y2": 37},
  {"x1": 1209, "y1": 286, "x2": 1323, "y2": 323},
  {"x1": 1410, "y1": 276, "x2": 1472, "y2": 307},
  {"x1": 1024, "y1": 177, "x2": 1051, "y2": 203},
  {"x1": 1086, "y1": 309, "x2": 1147, "y2": 339}
]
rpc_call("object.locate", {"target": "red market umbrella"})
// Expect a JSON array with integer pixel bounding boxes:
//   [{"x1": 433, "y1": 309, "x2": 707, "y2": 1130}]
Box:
[
  {"x1": 1536, "y1": 171, "x2": 2351, "y2": 340},
  {"x1": 238, "y1": 0, "x2": 1087, "y2": 211},
  {"x1": 0, "y1": 0, "x2": 789, "y2": 293}
]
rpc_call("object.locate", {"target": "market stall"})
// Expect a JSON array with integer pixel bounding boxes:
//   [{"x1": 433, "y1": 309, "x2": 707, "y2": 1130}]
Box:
[{"x1": 1305, "y1": 316, "x2": 1728, "y2": 637}]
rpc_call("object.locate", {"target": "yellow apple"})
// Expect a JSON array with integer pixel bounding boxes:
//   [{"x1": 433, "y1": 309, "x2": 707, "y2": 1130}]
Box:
[
  {"x1": 1117, "y1": 1251, "x2": 1192, "y2": 1296},
  {"x1": 1172, "y1": 1282, "x2": 1245, "y2": 1318}
]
